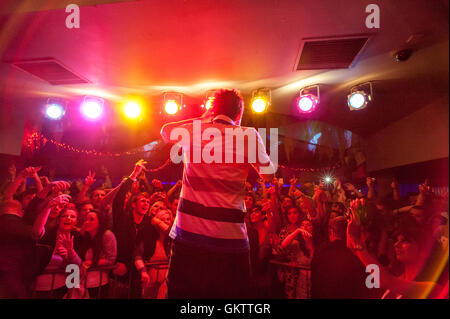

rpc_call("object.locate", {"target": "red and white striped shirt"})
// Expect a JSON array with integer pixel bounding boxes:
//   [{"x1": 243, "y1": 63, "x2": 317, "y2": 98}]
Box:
[{"x1": 161, "y1": 115, "x2": 274, "y2": 252}]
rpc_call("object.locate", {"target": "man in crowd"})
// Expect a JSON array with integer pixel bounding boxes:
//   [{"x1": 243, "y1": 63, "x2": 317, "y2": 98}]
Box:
[
  {"x1": 311, "y1": 216, "x2": 370, "y2": 298},
  {"x1": 111, "y1": 160, "x2": 158, "y2": 298},
  {"x1": 0, "y1": 167, "x2": 71, "y2": 298}
]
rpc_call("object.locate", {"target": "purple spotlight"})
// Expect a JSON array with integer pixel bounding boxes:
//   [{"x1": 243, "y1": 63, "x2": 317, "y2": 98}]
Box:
[{"x1": 81, "y1": 97, "x2": 104, "y2": 120}]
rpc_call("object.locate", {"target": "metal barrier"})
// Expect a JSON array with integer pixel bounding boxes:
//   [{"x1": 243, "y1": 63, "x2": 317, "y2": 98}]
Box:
[
  {"x1": 145, "y1": 260, "x2": 169, "y2": 279},
  {"x1": 269, "y1": 259, "x2": 311, "y2": 299},
  {"x1": 31, "y1": 261, "x2": 169, "y2": 299},
  {"x1": 142, "y1": 260, "x2": 169, "y2": 299},
  {"x1": 32, "y1": 265, "x2": 116, "y2": 299}
]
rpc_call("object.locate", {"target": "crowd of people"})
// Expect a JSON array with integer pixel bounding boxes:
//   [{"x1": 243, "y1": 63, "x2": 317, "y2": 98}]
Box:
[{"x1": 0, "y1": 159, "x2": 448, "y2": 299}]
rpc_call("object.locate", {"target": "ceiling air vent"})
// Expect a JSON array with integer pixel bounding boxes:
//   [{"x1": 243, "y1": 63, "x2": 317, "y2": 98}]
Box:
[
  {"x1": 295, "y1": 35, "x2": 370, "y2": 70},
  {"x1": 10, "y1": 58, "x2": 89, "y2": 85}
]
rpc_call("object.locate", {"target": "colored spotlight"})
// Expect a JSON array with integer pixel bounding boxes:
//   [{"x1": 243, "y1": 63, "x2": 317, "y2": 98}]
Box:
[
  {"x1": 124, "y1": 102, "x2": 142, "y2": 119},
  {"x1": 205, "y1": 97, "x2": 214, "y2": 110},
  {"x1": 81, "y1": 100, "x2": 103, "y2": 120},
  {"x1": 45, "y1": 103, "x2": 64, "y2": 120},
  {"x1": 165, "y1": 100, "x2": 179, "y2": 115},
  {"x1": 297, "y1": 94, "x2": 318, "y2": 113},
  {"x1": 252, "y1": 97, "x2": 268, "y2": 113},
  {"x1": 348, "y1": 91, "x2": 369, "y2": 110}
]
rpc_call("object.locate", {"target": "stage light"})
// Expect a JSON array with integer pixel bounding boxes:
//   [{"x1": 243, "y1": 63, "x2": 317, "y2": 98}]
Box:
[
  {"x1": 348, "y1": 82, "x2": 373, "y2": 111},
  {"x1": 297, "y1": 85, "x2": 320, "y2": 114},
  {"x1": 251, "y1": 88, "x2": 271, "y2": 113},
  {"x1": 164, "y1": 100, "x2": 179, "y2": 115},
  {"x1": 348, "y1": 91, "x2": 368, "y2": 109},
  {"x1": 205, "y1": 97, "x2": 214, "y2": 110},
  {"x1": 45, "y1": 103, "x2": 64, "y2": 120},
  {"x1": 324, "y1": 176, "x2": 333, "y2": 184},
  {"x1": 252, "y1": 97, "x2": 268, "y2": 113},
  {"x1": 81, "y1": 96, "x2": 104, "y2": 120},
  {"x1": 124, "y1": 101, "x2": 142, "y2": 119},
  {"x1": 203, "y1": 89, "x2": 217, "y2": 111},
  {"x1": 163, "y1": 92, "x2": 183, "y2": 116},
  {"x1": 297, "y1": 94, "x2": 318, "y2": 113}
]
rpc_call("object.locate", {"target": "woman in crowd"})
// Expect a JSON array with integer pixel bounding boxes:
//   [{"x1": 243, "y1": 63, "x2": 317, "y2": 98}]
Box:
[
  {"x1": 246, "y1": 180, "x2": 282, "y2": 297},
  {"x1": 149, "y1": 200, "x2": 168, "y2": 218},
  {"x1": 347, "y1": 199, "x2": 447, "y2": 299},
  {"x1": 78, "y1": 209, "x2": 117, "y2": 298},
  {"x1": 77, "y1": 200, "x2": 95, "y2": 227},
  {"x1": 33, "y1": 207, "x2": 81, "y2": 298},
  {"x1": 135, "y1": 209, "x2": 173, "y2": 299},
  {"x1": 249, "y1": 205, "x2": 272, "y2": 267},
  {"x1": 277, "y1": 206, "x2": 314, "y2": 299}
]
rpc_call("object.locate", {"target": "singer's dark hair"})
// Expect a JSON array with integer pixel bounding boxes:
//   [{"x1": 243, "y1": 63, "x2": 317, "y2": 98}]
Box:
[{"x1": 212, "y1": 89, "x2": 243, "y2": 121}]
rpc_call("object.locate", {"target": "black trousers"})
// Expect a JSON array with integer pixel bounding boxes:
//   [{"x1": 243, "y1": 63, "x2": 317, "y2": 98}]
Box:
[{"x1": 166, "y1": 240, "x2": 251, "y2": 299}]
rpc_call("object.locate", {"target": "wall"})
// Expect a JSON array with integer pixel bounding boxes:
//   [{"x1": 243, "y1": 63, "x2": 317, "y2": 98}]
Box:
[{"x1": 366, "y1": 97, "x2": 449, "y2": 172}]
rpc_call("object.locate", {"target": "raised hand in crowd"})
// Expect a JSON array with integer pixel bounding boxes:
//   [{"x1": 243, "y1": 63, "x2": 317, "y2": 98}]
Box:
[
  {"x1": 129, "y1": 159, "x2": 147, "y2": 181},
  {"x1": 56, "y1": 233, "x2": 77, "y2": 261},
  {"x1": 3, "y1": 166, "x2": 42, "y2": 200},
  {"x1": 266, "y1": 177, "x2": 282, "y2": 233},
  {"x1": 267, "y1": 178, "x2": 278, "y2": 197},
  {"x1": 258, "y1": 178, "x2": 268, "y2": 199},
  {"x1": 76, "y1": 170, "x2": 97, "y2": 203},
  {"x1": 39, "y1": 180, "x2": 71, "y2": 200},
  {"x1": 298, "y1": 227, "x2": 313, "y2": 239},
  {"x1": 391, "y1": 179, "x2": 400, "y2": 201},
  {"x1": 416, "y1": 179, "x2": 433, "y2": 206},
  {"x1": 152, "y1": 179, "x2": 163, "y2": 190},
  {"x1": 18, "y1": 166, "x2": 42, "y2": 179},
  {"x1": 167, "y1": 180, "x2": 182, "y2": 200},
  {"x1": 47, "y1": 193, "x2": 72, "y2": 209},
  {"x1": 366, "y1": 177, "x2": 376, "y2": 199},
  {"x1": 280, "y1": 223, "x2": 312, "y2": 251},
  {"x1": 131, "y1": 180, "x2": 141, "y2": 195},
  {"x1": 419, "y1": 179, "x2": 432, "y2": 194},
  {"x1": 288, "y1": 176, "x2": 297, "y2": 198},
  {"x1": 85, "y1": 171, "x2": 97, "y2": 187},
  {"x1": 100, "y1": 165, "x2": 112, "y2": 189},
  {"x1": 343, "y1": 182, "x2": 364, "y2": 198},
  {"x1": 289, "y1": 176, "x2": 297, "y2": 187}
]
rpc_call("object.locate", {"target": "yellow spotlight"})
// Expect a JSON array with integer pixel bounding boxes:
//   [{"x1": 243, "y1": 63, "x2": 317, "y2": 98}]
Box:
[
  {"x1": 165, "y1": 100, "x2": 179, "y2": 115},
  {"x1": 251, "y1": 88, "x2": 271, "y2": 113},
  {"x1": 124, "y1": 101, "x2": 142, "y2": 119},
  {"x1": 251, "y1": 97, "x2": 268, "y2": 113},
  {"x1": 205, "y1": 97, "x2": 214, "y2": 110}
]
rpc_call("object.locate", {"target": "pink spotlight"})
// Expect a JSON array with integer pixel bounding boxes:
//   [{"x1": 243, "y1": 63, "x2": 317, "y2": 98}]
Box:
[
  {"x1": 81, "y1": 97, "x2": 104, "y2": 120},
  {"x1": 297, "y1": 94, "x2": 318, "y2": 113}
]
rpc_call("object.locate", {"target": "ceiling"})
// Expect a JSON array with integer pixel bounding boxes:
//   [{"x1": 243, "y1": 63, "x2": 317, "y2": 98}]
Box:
[{"x1": 0, "y1": 0, "x2": 448, "y2": 140}]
